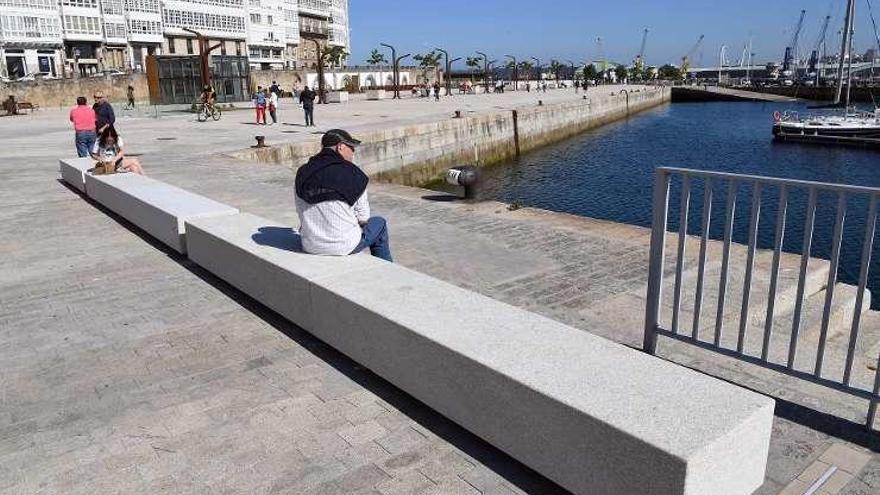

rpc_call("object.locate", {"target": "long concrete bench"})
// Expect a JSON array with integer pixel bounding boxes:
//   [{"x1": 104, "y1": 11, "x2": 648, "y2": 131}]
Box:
[
  {"x1": 59, "y1": 157, "x2": 95, "y2": 193},
  {"x1": 83, "y1": 173, "x2": 239, "y2": 254},
  {"x1": 186, "y1": 212, "x2": 775, "y2": 495}
]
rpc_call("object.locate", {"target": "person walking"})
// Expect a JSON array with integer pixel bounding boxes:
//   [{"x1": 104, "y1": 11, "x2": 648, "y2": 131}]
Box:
[
  {"x1": 433, "y1": 81, "x2": 441, "y2": 101},
  {"x1": 69, "y1": 96, "x2": 97, "y2": 157},
  {"x1": 270, "y1": 80, "x2": 281, "y2": 97},
  {"x1": 300, "y1": 85, "x2": 316, "y2": 126},
  {"x1": 125, "y1": 85, "x2": 135, "y2": 109},
  {"x1": 295, "y1": 129, "x2": 392, "y2": 262},
  {"x1": 253, "y1": 86, "x2": 267, "y2": 125},
  {"x1": 92, "y1": 91, "x2": 115, "y2": 134},
  {"x1": 267, "y1": 88, "x2": 279, "y2": 125}
]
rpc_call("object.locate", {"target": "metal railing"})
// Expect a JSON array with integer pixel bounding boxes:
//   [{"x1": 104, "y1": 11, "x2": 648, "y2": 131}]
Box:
[{"x1": 644, "y1": 167, "x2": 880, "y2": 428}]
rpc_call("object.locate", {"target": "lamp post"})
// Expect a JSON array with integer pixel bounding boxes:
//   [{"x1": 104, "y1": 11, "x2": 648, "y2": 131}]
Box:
[
  {"x1": 566, "y1": 59, "x2": 576, "y2": 87},
  {"x1": 436, "y1": 47, "x2": 454, "y2": 96},
  {"x1": 504, "y1": 54, "x2": 517, "y2": 90},
  {"x1": 530, "y1": 56, "x2": 541, "y2": 86},
  {"x1": 380, "y1": 42, "x2": 410, "y2": 99},
  {"x1": 476, "y1": 51, "x2": 489, "y2": 94},
  {"x1": 448, "y1": 56, "x2": 461, "y2": 95}
]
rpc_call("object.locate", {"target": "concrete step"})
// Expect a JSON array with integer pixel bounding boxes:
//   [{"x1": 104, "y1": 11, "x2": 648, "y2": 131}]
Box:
[
  {"x1": 657, "y1": 304, "x2": 880, "y2": 427},
  {"x1": 749, "y1": 284, "x2": 870, "y2": 375},
  {"x1": 659, "y1": 242, "x2": 831, "y2": 340}
]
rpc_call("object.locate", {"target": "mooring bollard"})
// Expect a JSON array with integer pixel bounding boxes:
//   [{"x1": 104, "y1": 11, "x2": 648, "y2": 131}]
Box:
[
  {"x1": 254, "y1": 135, "x2": 267, "y2": 148},
  {"x1": 446, "y1": 165, "x2": 481, "y2": 200},
  {"x1": 537, "y1": 100, "x2": 543, "y2": 106},
  {"x1": 453, "y1": 110, "x2": 462, "y2": 118}
]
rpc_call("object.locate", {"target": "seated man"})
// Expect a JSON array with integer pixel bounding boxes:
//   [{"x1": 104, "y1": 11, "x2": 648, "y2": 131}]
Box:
[{"x1": 295, "y1": 129, "x2": 392, "y2": 262}]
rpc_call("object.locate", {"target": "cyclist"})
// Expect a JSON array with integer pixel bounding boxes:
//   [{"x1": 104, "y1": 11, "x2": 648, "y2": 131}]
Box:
[{"x1": 200, "y1": 84, "x2": 216, "y2": 113}]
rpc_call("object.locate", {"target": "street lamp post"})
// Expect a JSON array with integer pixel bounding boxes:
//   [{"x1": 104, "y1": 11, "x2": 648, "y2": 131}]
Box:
[
  {"x1": 567, "y1": 59, "x2": 576, "y2": 87},
  {"x1": 436, "y1": 47, "x2": 454, "y2": 96},
  {"x1": 380, "y1": 42, "x2": 409, "y2": 99},
  {"x1": 505, "y1": 55, "x2": 517, "y2": 90},
  {"x1": 476, "y1": 51, "x2": 489, "y2": 94},
  {"x1": 448, "y1": 56, "x2": 461, "y2": 95},
  {"x1": 530, "y1": 57, "x2": 541, "y2": 86}
]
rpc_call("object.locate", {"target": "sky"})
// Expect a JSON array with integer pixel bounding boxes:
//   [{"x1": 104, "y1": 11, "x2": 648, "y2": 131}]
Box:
[{"x1": 349, "y1": 0, "x2": 880, "y2": 69}]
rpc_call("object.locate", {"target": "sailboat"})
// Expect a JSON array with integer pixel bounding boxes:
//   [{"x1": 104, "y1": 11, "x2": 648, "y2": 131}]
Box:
[{"x1": 772, "y1": 0, "x2": 880, "y2": 144}]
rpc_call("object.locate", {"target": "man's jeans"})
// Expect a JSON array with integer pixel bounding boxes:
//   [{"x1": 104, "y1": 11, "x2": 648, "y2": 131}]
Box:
[
  {"x1": 304, "y1": 106, "x2": 314, "y2": 126},
  {"x1": 351, "y1": 217, "x2": 392, "y2": 262},
  {"x1": 75, "y1": 130, "x2": 96, "y2": 158}
]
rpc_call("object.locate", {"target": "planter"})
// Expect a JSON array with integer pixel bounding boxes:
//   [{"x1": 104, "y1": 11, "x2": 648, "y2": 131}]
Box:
[
  {"x1": 366, "y1": 89, "x2": 386, "y2": 100},
  {"x1": 327, "y1": 91, "x2": 349, "y2": 103}
]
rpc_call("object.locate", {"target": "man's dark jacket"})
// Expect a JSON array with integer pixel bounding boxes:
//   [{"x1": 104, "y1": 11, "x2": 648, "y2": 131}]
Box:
[
  {"x1": 300, "y1": 89, "x2": 316, "y2": 108},
  {"x1": 295, "y1": 148, "x2": 368, "y2": 206},
  {"x1": 93, "y1": 101, "x2": 115, "y2": 131}
]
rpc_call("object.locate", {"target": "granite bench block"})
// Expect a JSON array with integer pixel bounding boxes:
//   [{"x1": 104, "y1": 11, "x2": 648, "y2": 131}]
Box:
[
  {"x1": 181, "y1": 211, "x2": 772, "y2": 495},
  {"x1": 184, "y1": 212, "x2": 384, "y2": 331},
  {"x1": 59, "y1": 157, "x2": 95, "y2": 193},
  {"x1": 309, "y1": 263, "x2": 774, "y2": 495},
  {"x1": 84, "y1": 173, "x2": 239, "y2": 254}
]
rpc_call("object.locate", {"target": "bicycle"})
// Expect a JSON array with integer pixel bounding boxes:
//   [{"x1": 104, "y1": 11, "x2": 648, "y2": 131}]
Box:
[{"x1": 197, "y1": 102, "x2": 221, "y2": 122}]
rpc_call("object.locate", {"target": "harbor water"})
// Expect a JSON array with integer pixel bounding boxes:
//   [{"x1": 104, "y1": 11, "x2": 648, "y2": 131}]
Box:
[{"x1": 453, "y1": 101, "x2": 880, "y2": 307}]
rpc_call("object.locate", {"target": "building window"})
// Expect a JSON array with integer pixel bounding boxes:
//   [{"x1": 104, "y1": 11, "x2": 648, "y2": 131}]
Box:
[
  {"x1": 167, "y1": 37, "x2": 175, "y2": 54},
  {"x1": 250, "y1": 13, "x2": 260, "y2": 24},
  {"x1": 61, "y1": 0, "x2": 98, "y2": 8},
  {"x1": 267, "y1": 15, "x2": 273, "y2": 25},
  {"x1": 186, "y1": 38, "x2": 193, "y2": 54}
]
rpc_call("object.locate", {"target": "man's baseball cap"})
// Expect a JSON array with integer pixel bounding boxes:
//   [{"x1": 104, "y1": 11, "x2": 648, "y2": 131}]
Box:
[{"x1": 322, "y1": 129, "x2": 362, "y2": 148}]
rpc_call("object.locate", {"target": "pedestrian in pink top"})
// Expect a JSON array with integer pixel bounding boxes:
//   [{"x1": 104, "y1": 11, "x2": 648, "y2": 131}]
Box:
[{"x1": 69, "y1": 96, "x2": 97, "y2": 157}]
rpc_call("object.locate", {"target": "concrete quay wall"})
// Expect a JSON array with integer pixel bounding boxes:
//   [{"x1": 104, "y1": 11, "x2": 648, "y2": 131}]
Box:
[{"x1": 232, "y1": 86, "x2": 670, "y2": 186}]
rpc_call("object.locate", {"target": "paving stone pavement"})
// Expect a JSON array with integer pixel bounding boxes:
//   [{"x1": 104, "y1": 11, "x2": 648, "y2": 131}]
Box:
[{"x1": 1, "y1": 96, "x2": 879, "y2": 495}]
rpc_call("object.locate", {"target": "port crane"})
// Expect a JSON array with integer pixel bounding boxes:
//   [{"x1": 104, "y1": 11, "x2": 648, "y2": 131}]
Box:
[
  {"x1": 808, "y1": 15, "x2": 832, "y2": 81},
  {"x1": 633, "y1": 28, "x2": 648, "y2": 74},
  {"x1": 782, "y1": 9, "x2": 807, "y2": 81},
  {"x1": 680, "y1": 34, "x2": 704, "y2": 78}
]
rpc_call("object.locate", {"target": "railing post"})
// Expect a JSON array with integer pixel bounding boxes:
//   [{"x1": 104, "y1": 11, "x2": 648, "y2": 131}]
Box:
[{"x1": 644, "y1": 168, "x2": 672, "y2": 354}]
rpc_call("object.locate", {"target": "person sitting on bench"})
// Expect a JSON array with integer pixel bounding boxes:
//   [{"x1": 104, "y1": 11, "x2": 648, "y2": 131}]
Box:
[
  {"x1": 91, "y1": 126, "x2": 144, "y2": 175},
  {"x1": 295, "y1": 129, "x2": 392, "y2": 262}
]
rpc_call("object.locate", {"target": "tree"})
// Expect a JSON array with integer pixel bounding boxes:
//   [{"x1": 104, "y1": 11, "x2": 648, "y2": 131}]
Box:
[
  {"x1": 324, "y1": 45, "x2": 347, "y2": 68},
  {"x1": 413, "y1": 50, "x2": 441, "y2": 81},
  {"x1": 465, "y1": 56, "x2": 482, "y2": 80},
  {"x1": 517, "y1": 60, "x2": 534, "y2": 80},
  {"x1": 367, "y1": 48, "x2": 387, "y2": 67},
  {"x1": 614, "y1": 64, "x2": 627, "y2": 83},
  {"x1": 582, "y1": 64, "x2": 598, "y2": 83},
  {"x1": 549, "y1": 60, "x2": 563, "y2": 81},
  {"x1": 657, "y1": 64, "x2": 682, "y2": 80},
  {"x1": 629, "y1": 64, "x2": 643, "y2": 82}
]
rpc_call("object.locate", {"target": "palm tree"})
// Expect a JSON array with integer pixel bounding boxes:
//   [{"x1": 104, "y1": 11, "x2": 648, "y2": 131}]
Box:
[
  {"x1": 583, "y1": 64, "x2": 598, "y2": 83},
  {"x1": 549, "y1": 60, "x2": 563, "y2": 82},
  {"x1": 367, "y1": 48, "x2": 387, "y2": 67},
  {"x1": 465, "y1": 56, "x2": 481, "y2": 81},
  {"x1": 413, "y1": 50, "x2": 441, "y2": 83},
  {"x1": 517, "y1": 60, "x2": 534, "y2": 80},
  {"x1": 614, "y1": 64, "x2": 628, "y2": 83}
]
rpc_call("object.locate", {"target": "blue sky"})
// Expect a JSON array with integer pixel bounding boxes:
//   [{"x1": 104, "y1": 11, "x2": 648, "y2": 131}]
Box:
[{"x1": 349, "y1": 0, "x2": 880, "y2": 69}]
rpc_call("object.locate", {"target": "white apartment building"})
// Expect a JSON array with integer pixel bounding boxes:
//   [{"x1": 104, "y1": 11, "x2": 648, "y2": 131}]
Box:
[
  {"x1": 0, "y1": 0, "x2": 348, "y2": 79},
  {"x1": 0, "y1": 0, "x2": 64, "y2": 79}
]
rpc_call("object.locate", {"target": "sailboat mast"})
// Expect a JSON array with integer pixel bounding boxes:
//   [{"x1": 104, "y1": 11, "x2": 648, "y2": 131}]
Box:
[
  {"x1": 845, "y1": 14, "x2": 855, "y2": 108},
  {"x1": 834, "y1": 0, "x2": 856, "y2": 104}
]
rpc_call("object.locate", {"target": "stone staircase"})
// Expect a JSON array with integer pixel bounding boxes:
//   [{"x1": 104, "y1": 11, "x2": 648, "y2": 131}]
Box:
[{"x1": 654, "y1": 239, "x2": 880, "y2": 424}]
